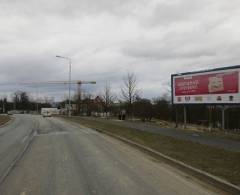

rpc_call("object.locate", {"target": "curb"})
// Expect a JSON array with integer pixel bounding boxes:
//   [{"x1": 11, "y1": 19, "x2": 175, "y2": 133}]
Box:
[
  {"x1": 0, "y1": 128, "x2": 36, "y2": 185},
  {"x1": 94, "y1": 128, "x2": 240, "y2": 195}
]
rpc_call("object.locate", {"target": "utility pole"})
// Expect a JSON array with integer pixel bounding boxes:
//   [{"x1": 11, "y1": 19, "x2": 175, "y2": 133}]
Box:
[{"x1": 56, "y1": 55, "x2": 72, "y2": 117}]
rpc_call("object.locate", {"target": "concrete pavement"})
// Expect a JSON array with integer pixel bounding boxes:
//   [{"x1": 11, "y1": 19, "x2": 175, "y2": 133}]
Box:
[{"x1": 0, "y1": 115, "x2": 225, "y2": 195}]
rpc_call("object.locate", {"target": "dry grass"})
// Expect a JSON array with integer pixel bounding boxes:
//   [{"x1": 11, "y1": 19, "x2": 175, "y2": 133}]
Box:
[{"x1": 0, "y1": 115, "x2": 10, "y2": 126}]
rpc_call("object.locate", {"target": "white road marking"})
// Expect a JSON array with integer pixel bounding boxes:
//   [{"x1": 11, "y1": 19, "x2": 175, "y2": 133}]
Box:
[{"x1": 21, "y1": 135, "x2": 28, "y2": 143}]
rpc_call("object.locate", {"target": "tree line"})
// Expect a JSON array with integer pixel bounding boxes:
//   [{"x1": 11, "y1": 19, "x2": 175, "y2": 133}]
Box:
[
  {"x1": 0, "y1": 91, "x2": 52, "y2": 113},
  {"x1": 76, "y1": 72, "x2": 240, "y2": 130},
  {"x1": 1, "y1": 72, "x2": 240, "y2": 130}
]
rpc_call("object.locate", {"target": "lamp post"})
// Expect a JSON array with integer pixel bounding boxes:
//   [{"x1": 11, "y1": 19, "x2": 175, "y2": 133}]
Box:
[{"x1": 56, "y1": 55, "x2": 72, "y2": 117}]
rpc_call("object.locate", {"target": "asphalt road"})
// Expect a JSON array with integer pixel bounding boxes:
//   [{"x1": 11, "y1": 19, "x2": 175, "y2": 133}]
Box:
[
  {"x1": 0, "y1": 114, "x2": 37, "y2": 180},
  {"x1": 84, "y1": 117, "x2": 240, "y2": 152},
  {"x1": 0, "y1": 115, "x2": 224, "y2": 195}
]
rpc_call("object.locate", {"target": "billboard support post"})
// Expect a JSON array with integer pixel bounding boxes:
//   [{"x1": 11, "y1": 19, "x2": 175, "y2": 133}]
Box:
[
  {"x1": 222, "y1": 107, "x2": 225, "y2": 130},
  {"x1": 175, "y1": 105, "x2": 178, "y2": 128},
  {"x1": 183, "y1": 105, "x2": 187, "y2": 129},
  {"x1": 208, "y1": 106, "x2": 213, "y2": 132},
  {"x1": 221, "y1": 106, "x2": 228, "y2": 130}
]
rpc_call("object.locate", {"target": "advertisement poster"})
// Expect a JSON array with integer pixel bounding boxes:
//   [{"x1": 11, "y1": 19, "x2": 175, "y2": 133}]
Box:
[{"x1": 172, "y1": 68, "x2": 240, "y2": 104}]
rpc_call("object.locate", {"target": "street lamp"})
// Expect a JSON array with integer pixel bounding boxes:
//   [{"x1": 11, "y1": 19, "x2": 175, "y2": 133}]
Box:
[{"x1": 56, "y1": 55, "x2": 72, "y2": 117}]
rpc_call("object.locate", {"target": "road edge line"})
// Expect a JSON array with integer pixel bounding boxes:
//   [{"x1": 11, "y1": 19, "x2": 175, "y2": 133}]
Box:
[{"x1": 93, "y1": 127, "x2": 240, "y2": 195}]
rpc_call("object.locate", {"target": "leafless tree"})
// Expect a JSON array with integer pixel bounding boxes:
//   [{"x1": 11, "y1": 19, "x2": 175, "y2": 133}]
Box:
[
  {"x1": 12, "y1": 91, "x2": 30, "y2": 110},
  {"x1": 101, "y1": 82, "x2": 115, "y2": 113},
  {"x1": 121, "y1": 72, "x2": 139, "y2": 118}
]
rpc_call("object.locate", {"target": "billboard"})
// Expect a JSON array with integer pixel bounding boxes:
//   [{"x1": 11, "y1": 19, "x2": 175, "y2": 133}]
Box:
[{"x1": 171, "y1": 65, "x2": 240, "y2": 104}]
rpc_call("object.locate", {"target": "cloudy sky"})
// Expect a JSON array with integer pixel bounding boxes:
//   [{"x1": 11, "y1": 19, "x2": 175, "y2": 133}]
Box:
[{"x1": 0, "y1": 0, "x2": 240, "y2": 101}]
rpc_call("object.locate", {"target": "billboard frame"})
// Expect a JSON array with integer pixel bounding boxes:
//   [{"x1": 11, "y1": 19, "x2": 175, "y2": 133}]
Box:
[{"x1": 171, "y1": 65, "x2": 240, "y2": 105}]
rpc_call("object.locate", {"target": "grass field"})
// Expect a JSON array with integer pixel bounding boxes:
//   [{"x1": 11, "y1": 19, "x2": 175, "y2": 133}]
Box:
[
  {"x1": 0, "y1": 115, "x2": 10, "y2": 126},
  {"x1": 63, "y1": 116, "x2": 240, "y2": 186}
]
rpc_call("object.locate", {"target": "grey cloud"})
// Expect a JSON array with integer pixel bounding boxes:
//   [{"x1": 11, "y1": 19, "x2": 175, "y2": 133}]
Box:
[
  {"x1": 121, "y1": 36, "x2": 216, "y2": 61},
  {"x1": 142, "y1": 0, "x2": 237, "y2": 32},
  {"x1": 149, "y1": 0, "x2": 205, "y2": 25},
  {"x1": 122, "y1": 43, "x2": 215, "y2": 60},
  {"x1": 0, "y1": 0, "x2": 240, "y2": 100},
  {"x1": 1, "y1": 0, "x2": 146, "y2": 18},
  {"x1": 0, "y1": 55, "x2": 66, "y2": 82}
]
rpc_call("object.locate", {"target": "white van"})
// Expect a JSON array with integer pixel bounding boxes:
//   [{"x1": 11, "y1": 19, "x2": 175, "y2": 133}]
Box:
[
  {"x1": 41, "y1": 108, "x2": 60, "y2": 117},
  {"x1": 41, "y1": 110, "x2": 52, "y2": 117}
]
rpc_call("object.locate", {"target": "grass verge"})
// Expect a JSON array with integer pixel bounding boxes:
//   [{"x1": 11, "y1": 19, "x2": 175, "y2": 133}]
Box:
[
  {"x1": 0, "y1": 115, "x2": 10, "y2": 126},
  {"x1": 124, "y1": 119, "x2": 240, "y2": 142},
  {"x1": 63, "y1": 116, "x2": 240, "y2": 186}
]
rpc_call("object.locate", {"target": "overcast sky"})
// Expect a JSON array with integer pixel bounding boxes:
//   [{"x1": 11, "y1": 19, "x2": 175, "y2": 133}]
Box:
[{"x1": 0, "y1": 0, "x2": 240, "y2": 101}]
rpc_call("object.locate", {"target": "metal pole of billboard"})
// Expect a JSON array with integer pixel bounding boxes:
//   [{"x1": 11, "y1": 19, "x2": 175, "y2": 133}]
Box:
[
  {"x1": 222, "y1": 107, "x2": 225, "y2": 130},
  {"x1": 183, "y1": 105, "x2": 187, "y2": 129},
  {"x1": 175, "y1": 105, "x2": 178, "y2": 128},
  {"x1": 208, "y1": 106, "x2": 213, "y2": 132},
  {"x1": 221, "y1": 106, "x2": 228, "y2": 130}
]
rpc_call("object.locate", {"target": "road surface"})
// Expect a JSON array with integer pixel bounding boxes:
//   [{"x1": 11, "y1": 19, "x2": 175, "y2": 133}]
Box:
[
  {"x1": 0, "y1": 114, "x2": 37, "y2": 180},
  {"x1": 83, "y1": 117, "x2": 240, "y2": 152},
  {"x1": 0, "y1": 115, "x2": 224, "y2": 195}
]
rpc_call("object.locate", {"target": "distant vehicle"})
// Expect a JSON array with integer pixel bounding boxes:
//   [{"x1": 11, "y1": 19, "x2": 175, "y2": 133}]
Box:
[
  {"x1": 41, "y1": 108, "x2": 59, "y2": 117},
  {"x1": 42, "y1": 110, "x2": 52, "y2": 117}
]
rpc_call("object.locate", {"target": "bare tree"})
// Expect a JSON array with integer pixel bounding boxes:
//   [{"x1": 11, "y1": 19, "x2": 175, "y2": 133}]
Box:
[
  {"x1": 12, "y1": 91, "x2": 30, "y2": 110},
  {"x1": 101, "y1": 82, "x2": 115, "y2": 113},
  {"x1": 12, "y1": 91, "x2": 20, "y2": 110},
  {"x1": 121, "y1": 72, "x2": 139, "y2": 118}
]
